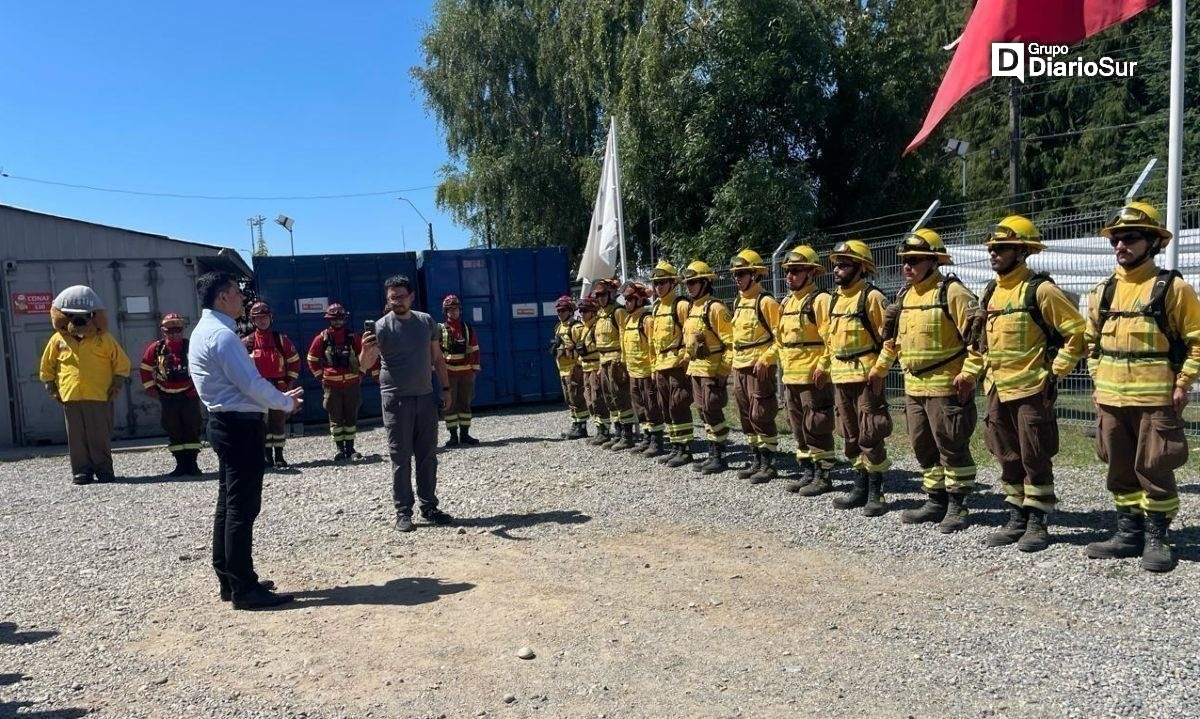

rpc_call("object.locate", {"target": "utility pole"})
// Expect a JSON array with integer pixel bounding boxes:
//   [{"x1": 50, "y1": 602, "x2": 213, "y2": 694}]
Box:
[
  {"x1": 1009, "y1": 80, "x2": 1021, "y2": 206},
  {"x1": 248, "y1": 215, "x2": 268, "y2": 256}
]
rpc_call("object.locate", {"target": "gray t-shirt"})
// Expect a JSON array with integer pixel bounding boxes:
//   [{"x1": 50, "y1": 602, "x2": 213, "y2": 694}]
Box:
[{"x1": 376, "y1": 310, "x2": 439, "y2": 396}]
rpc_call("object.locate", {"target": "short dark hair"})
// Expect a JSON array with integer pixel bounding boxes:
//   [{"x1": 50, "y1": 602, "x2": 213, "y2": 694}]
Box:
[
  {"x1": 197, "y1": 271, "x2": 237, "y2": 309},
  {"x1": 384, "y1": 275, "x2": 413, "y2": 293}
]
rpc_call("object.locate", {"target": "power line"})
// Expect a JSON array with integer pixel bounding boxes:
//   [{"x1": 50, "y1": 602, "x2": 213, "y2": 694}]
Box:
[{"x1": 0, "y1": 171, "x2": 439, "y2": 201}]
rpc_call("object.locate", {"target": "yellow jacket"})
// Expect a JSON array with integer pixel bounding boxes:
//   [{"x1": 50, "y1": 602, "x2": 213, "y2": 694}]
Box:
[
  {"x1": 39, "y1": 331, "x2": 132, "y2": 402},
  {"x1": 776, "y1": 286, "x2": 831, "y2": 384},
  {"x1": 575, "y1": 318, "x2": 602, "y2": 373},
  {"x1": 970, "y1": 265, "x2": 1086, "y2": 402},
  {"x1": 553, "y1": 320, "x2": 580, "y2": 377},
  {"x1": 826, "y1": 278, "x2": 887, "y2": 384},
  {"x1": 594, "y1": 304, "x2": 626, "y2": 365},
  {"x1": 621, "y1": 307, "x2": 655, "y2": 378},
  {"x1": 684, "y1": 294, "x2": 732, "y2": 378},
  {"x1": 650, "y1": 290, "x2": 690, "y2": 372},
  {"x1": 1086, "y1": 261, "x2": 1200, "y2": 407},
  {"x1": 872, "y1": 273, "x2": 982, "y2": 397},
  {"x1": 731, "y1": 285, "x2": 781, "y2": 369}
]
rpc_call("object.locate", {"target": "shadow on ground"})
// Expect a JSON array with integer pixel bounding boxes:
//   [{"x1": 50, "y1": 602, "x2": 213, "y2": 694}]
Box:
[
  {"x1": 452, "y1": 509, "x2": 592, "y2": 540},
  {"x1": 280, "y1": 577, "x2": 475, "y2": 609}
]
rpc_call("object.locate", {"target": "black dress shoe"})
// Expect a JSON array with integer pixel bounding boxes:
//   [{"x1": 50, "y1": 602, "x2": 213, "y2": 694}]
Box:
[
  {"x1": 231, "y1": 589, "x2": 294, "y2": 610},
  {"x1": 421, "y1": 509, "x2": 454, "y2": 526},
  {"x1": 71, "y1": 474, "x2": 92, "y2": 485},
  {"x1": 94, "y1": 473, "x2": 115, "y2": 483},
  {"x1": 220, "y1": 579, "x2": 276, "y2": 602}
]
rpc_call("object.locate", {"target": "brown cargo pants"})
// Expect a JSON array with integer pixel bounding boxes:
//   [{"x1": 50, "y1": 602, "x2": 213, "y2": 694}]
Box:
[
  {"x1": 159, "y1": 393, "x2": 203, "y2": 452},
  {"x1": 584, "y1": 369, "x2": 609, "y2": 427},
  {"x1": 906, "y1": 394, "x2": 977, "y2": 495},
  {"x1": 833, "y1": 382, "x2": 892, "y2": 472},
  {"x1": 265, "y1": 409, "x2": 289, "y2": 449},
  {"x1": 1096, "y1": 403, "x2": 1185, "y2": 518},
  {"x1": 733, "y1": 366, "x2": 778, "y2": 451},
  {"x1": 560, "y1": 365, "x2": 587, "y2": 422},
  {"x1": 785, "y1": 383, "x2": 836, "y2": 467},
  {"x1": 445, "y1": 372, "x2": 476, "y2": 429},
  {"x1": 983, "y1": 390, "x2": 1059, "y2": 512},
  {"x1": 63, "y1": 399, "x2": 115, "y2": 479},
  {"x1": 631, "y1": 376, "x2": 664, "y2": 433},
  {"x1": 600, "y1": 359, "x2": 635, "y2": 425},
  {"x1": 656, "y1": 366, "x2": 694, "y2": 445},
  {"x1": 323, "y1": 381, "x2": 363, "y2": 441},
  {"x1": 691, "y1": 375, "x2": 730, "y2": 443}
]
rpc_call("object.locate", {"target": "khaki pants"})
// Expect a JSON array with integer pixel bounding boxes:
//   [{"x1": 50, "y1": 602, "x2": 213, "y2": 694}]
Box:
[
  {"x1": 984, "y1": 390, "x2": 1059, "y2": 512},
  {"x1": 584, "y1": 369, "x2": 609, "y2": 427},
  {"x1": 1096, "y1": 403, "x2": 1185, "y2": 518},
  {"x1": 656, "y1": 367, "x2": 694, "y2": 445},
  {"x1": 445, "y1": 372, "x2": 476, "y2": 429},
  {"x1": 63, "y1": 400, "x2": 114, "y2": 478},
  {"x1": 733, "y1": 366, "x2": 778, "y2": 451},
  {"x1": 323, "y1": 381, "x2": 363, "y2": 441},
  {"x1": 833, "y1": 382, "x2": 892, "y2": 472},
  {"x1": 560, "y1": 365, "x2": 587, "y2": 422},
  {"x1": 159, "y1": 394, "x2": 203, "y2": 452},
  {"x1": 265, "y1": 409, "x2": 288, "y2": 449},
  {"x1": 691, "y1": 375, "x2": 730, "y2": 443},
  {"x1": 785, "y1": 383, "x2": 835, "y2": 467},
  {"x1": 906, "y1": 394, "x2": 977, "y2": 495},
  {"x1": 630, "y1": 376, "x2": 664, "y2": 432},
  {"x1": 600, "y1": 360, "x2": 635, "y2": 425}
]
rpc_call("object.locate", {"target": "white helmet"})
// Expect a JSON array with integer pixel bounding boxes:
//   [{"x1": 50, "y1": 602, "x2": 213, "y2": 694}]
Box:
[{"x1": 52, "y1": 285, "x2": 104, "y2": 314}]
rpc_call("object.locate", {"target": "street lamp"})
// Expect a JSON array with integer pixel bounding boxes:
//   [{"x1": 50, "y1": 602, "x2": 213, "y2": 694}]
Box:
[
  {"x1": 275, "y1": 215, "x2": 295, "y2": 256},
  {"x1": 945, "y1": 139, "x2": 970, "y2": 198},
  {"x1": 397, "y1": 197, "x2": 436, "y2": 250}
]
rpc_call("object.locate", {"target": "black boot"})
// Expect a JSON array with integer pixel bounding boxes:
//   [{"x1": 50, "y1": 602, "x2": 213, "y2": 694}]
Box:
[
  {"x1": 749, "y1": 450, "x2": 777, "y2": 484},
  {"x1": 1017, "y1": 508, "x2": 1050, "y2": 552},
  {"x1": 600, "y1": 423, "x2": 621, "y2": 449},
  {"x1": 737, "y1": 447, "x2": 763, "y2": 480},
  {"x1": 985, "y1": 506, "x2": 1028, "y2": 547},
  {"x1": 634, "y1": 428, "x2": 652, "y2": 453},
  {"x1": 666, "y1": 441, "x2": 695, "y2": 468},
  {"x1": 832, "y1": 468, "x2": 869, "y2": 510},
  {"x1": 699, "y1": 442, "x2": 729, "y2": 475},
  {"x1": 565, "y1": 421, "x2": 588, "y2": 440},
  {"x1": 642, "y1": 431, "x2": 663, "y2": 458},
  {"x1": 444, "y1": 427, "x2": 461, "y2": 448},
  {"x1": 900, "y1": 490, "x2": 948, "y2": 525},
  {"x1": 1141, "y1": 511, "x2": 1177, "y2": 573},
  {"x1": 344, "y1": 440, "x2": 363, "y2": 462},
  {"x1": 186, "y1": 450, "x2": 203, "y2": 476},
  {"x1": 797, "y1": 465, "x2": 832, "y2": 496},
  {"x1": 938, "y1": 493, "x2": 969, "y2": 533},
  {"x1": 168, "y1": 451, "x2": 188, "y2": 477},
  {"x1": 1086, "y1": 509, "x2": 1144, "y2": 559},
  {"x1": 460, "y1": 426, "x2": 480, "y2": 446},
  {"x1": 610, "y1": 423, "x2": 634, "y2": 451},
  {"x1": 785, "y1": 458, "x2": 814, "y2": 493},
  {"x1": 588, "y1": 424, "x2": 611, "y2": 446},
  {"x1": 334, "y1": 440, "x2": 349, "y2": 463},
  {"x1": 861, "y1": 472, "x2": 887, "y2": 517},
  {"x1": 274, "y1": 446, "x2": 288, "y2": 468},
  {"x1": 264, "y1": 447, "x2": 275, "y2": 468}
]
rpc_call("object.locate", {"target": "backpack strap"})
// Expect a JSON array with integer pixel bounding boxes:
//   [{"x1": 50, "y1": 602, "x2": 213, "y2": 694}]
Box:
[
  {"x1": 734, "y1": 292, "x2": 775, "y2": 351},
  {"x1": 1093, "y1": 269, "x2": 1185, "y2": 369},
  {"x1": 699, "y1": 298, "x2": 728, "y2": 352}
]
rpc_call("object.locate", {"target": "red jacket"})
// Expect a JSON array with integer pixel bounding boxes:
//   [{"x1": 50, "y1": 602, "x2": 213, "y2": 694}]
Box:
[
  {"x1": 243, "y1": 329, "x2": 300, "y2": 390},
  {"x1": 306, "y1": 327, "x2": 379, "y2": 387},
  {"x1": 138, "y1": 338, "x2": 197, "y2": 397},
  {"x1": 441, "y1": 319, "x2": 480, "y2": 375}
]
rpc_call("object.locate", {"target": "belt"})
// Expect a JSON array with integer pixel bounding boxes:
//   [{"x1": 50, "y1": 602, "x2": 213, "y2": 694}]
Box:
[{"x1": 212, "y1": 410, "x2": 265, "y2": 421}]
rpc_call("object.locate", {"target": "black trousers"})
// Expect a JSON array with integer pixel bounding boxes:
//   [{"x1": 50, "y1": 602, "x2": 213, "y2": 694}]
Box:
[
  {"x1": 384, "y1": 391, "x2": 440, "y2": 516},
  {"x1": 209, "y1": 412, "x2": 266, "y2": 598}
]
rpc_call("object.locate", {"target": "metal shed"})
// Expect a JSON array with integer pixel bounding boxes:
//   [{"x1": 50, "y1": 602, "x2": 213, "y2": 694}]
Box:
[{"x1": 0, "y1": 204, "x2": 252, "y2": 448}]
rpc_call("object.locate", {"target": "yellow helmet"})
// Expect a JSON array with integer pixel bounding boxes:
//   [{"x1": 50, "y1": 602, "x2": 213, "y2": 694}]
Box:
[
  {"x1": 985, "y1": 215, "x2": 1046, "y2": 254},
  {"x1": 729, "y1": 248, "x2": 767, "y2": 277},
  {"x1": 828, "y1": 239, "x2": 876, "y2": 274},
  {"x1": 898, "y1": 228, "x2": 953, "y2": 266},
  {"x1": 683, "y1": 260, "x2": 717, "y2": 281},
  {"x1": 1100, "y1": 201, "x2": 1173, "y2": 244},
  {"x1": 781, "y1": 245, "x2": 824, "y2": 275},
  {"x1": 649, "y1": 260, "x2": 680, "y2": 281}
]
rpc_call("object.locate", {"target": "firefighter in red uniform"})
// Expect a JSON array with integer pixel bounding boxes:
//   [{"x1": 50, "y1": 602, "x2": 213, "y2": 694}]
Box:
[
  {"x1": 306, "y1": 303, "x2": 378, "y2": 462},
  {"x1": 441, "y1": 294, "x2": 482, "y2": 447},
  {"x1": 243, "y1": 302, "x2": 301, "y2": 468},
  {"x1": 138, "y1": 313, "x2": 203, "y2": 477}
]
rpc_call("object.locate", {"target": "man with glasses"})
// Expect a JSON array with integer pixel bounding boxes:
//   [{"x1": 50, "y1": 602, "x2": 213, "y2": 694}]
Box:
[
  {"x1": 139, "y1": 313, "x2": 204, "y2": 476},
  {"x1": 955, "y1": 215, "x2": 1084, "y2": 552},
  {"x1": 592, "y1": 278, "x2": 638, "y2": 450},
  {"x1": 728, "y1": 249, "x2": 783, "y2": 483},
  {"x1": 776, "y1": 246, "x2": 835, "y2": 495},
  {"x1": 1083, "y1": 202, "x2": 1200, "y2": 572},
  {"x1": 359, "y1": 275, "x2": 454, "y2": 533},
  {"x1": 825, "y1": 240, "x2": 892, "y2": 516},
  {"x1": 189, "y1": 272, "x2": 303, "y2": 609},
  {"x1": 648, "y1": 262, "x2": 695, "y2": 465},
  {"x1": 871, "y1": 229, "x2": 981, "y2": 531},
  {"x1": 682, "y1": 260, "x2": 734, "y2": 474}
]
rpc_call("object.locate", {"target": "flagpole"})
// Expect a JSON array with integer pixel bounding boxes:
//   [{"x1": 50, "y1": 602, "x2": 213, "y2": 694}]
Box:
[
  {"x1": 610, "y1": 117, "x2": 628, "y2": 283},
  {"x1": 1165, "y1": 0, "x2": 1186, "y2": 271}
]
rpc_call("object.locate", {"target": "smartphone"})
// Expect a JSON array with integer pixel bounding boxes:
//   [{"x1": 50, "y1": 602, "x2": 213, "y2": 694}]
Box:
[{"x1": 363, "y1": 319, "x2": 376, "y2": 336}]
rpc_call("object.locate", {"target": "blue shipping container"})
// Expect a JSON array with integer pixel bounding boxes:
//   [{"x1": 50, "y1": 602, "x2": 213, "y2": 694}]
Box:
[
  {"x1": 252, "y1": 253, "x2": 419, "y2": 423},
  {"x1": 418, "y1": 247, "x2": 569, "y2": 407}
]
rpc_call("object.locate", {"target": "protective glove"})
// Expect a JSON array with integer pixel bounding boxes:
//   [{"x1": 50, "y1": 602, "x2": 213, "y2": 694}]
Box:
[
  {"x1": 45, "y1": 381, "x2": 61, "y2": 403},
  {"x1": 881, "y1": 302, "x2": 903, "y2": 342}
]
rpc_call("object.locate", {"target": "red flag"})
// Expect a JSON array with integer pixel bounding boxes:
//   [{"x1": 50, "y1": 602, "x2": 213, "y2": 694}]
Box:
[{"x1": 904, "y1": 0, "x2": 1161, "y2": 154}]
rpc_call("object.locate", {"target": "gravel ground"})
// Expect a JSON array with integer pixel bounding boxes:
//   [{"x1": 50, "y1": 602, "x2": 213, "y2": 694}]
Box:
[{"x1": 1, "y1": 403, "x2": 1198, "y2": 719}]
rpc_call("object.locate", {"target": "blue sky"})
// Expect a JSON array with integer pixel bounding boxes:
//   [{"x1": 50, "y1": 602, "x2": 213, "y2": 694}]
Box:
[{"x1": 0, "y1": 1, "x2": 470, "y2": 261}]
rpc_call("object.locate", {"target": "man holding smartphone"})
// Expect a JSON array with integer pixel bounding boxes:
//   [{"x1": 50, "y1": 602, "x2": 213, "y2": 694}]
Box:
[{"x1": 359, "y1": 275, "x2": 454, "y2": 532}]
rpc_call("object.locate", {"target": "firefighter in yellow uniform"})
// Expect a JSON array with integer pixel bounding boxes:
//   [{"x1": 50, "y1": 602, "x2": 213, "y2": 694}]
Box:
[
  {"x1": 575, "y1": 296, "x2": 610, "y2": 444},
  {"x1": 1084, "y1": 202, "x2": 1200, "y2": 573},
  {"x1": 776, "y1": 246, "x2": 835, "y2": 495},
  {"x1": 729, "y1": 249, "x2": 783, "y2": 483},
  {"x1": 593, "y1": 278, "x2": 638, "y2": 450},
  {"x1": 649, "y1": 261, "x2": 695, "y2": 465},
  {"x1": 826, "y1": 240, "x2": 892, "y2": 516},
  {"x1": 619, "y1": 281, "x2": 663, "y2": 454},
  {"x1": 955, "y1": 215, "x2": 1086, "y2": 552},
  {"x1": 682, "y1": 261, "x2": 734, "y2": 474},
  {"x1": 552, "y1": 295, "x2": 588, "y2": 439},
  {"x1": 871, "y1": 229, "x2": 982, "y2": 532}
]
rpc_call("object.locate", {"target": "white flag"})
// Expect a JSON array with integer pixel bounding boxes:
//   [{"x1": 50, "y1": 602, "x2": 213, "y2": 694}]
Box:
[{"x1": 577, "y1": 119, "x2": 626, "y2": 292}]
